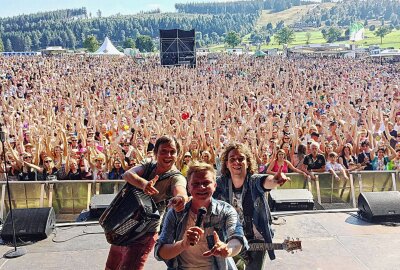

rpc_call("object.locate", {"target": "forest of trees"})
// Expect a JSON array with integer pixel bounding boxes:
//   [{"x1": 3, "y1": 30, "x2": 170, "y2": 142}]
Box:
[
  {"x1": 175, "y1": 0, "x2": 312, "y2": 14},
  {"x1": 302, "y1": 0, "x2": 400, "y2": 27},
  {"x1": 0, "y1": 8, "x2": 258, "y2": 51}
]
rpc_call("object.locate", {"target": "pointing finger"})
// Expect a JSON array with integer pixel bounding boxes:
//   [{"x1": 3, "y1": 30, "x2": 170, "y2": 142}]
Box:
[
  {"x1": 151, "y1": 175, "x2": 159, "y2": 183},
  {"x1": 213, "y1": 231, "x2": 220, "y2": 243}
]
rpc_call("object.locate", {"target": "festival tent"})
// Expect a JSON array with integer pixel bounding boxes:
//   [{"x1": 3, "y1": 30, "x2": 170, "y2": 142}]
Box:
[
  {"x1": 93, "y1": 37, "x2": 124, "y2": 56},
  {"x1": 254, "y1": 50, "x2": 266, "y2": 57}
]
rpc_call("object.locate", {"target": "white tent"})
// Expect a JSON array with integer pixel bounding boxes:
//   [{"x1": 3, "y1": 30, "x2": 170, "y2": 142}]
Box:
[{"x1": 93, "y1": 37, "x2": 124, "y2": 56}]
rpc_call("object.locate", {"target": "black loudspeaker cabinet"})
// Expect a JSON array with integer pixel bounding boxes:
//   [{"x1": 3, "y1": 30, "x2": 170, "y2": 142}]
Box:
[
  {"x1": 358, "y1": 191, "x2": 400, "y2": 223},
  {"x1": 269, "y1": 189, "x2": 314, "y2": 211},
  {"x1": 1, "y1": 207, "x2": 56, "y2": 242}
]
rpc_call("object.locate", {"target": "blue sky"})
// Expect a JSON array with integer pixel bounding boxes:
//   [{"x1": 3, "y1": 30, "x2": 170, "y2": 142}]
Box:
[{"x1": 0, "y1": 0, "x2": 215, "y2": 18}]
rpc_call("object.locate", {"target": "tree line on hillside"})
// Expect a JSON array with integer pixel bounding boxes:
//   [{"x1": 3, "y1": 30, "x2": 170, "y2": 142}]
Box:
[
  {"x1": 175, "y1": 0, "x2": 315, "y2": 14},
  {"x1": 0, "y1": 9, "x2": 258, "y2": 51},
  {"x1": 302, "y1": 0, "x2": 400, "y2": 28}
]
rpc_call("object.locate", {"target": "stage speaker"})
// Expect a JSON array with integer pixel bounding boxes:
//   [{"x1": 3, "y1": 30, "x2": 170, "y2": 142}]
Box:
[
  {"x1": 89, "y1": 194, "x2": 116, "y2": 218},
  {"x1": 358, "y1": 191, "x2": 400, "y2": 223},
  {"x1": 268, "y1": 189, "x2": 314, "y2": 211},
  {"x1": 1, "y1": 207, "x2": 55, "y2": 242}
]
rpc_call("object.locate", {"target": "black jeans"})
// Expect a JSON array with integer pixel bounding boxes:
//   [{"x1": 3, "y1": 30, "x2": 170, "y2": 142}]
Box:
[{"x1": 245, "y1": 250, "x2": 266, "y2": 270}]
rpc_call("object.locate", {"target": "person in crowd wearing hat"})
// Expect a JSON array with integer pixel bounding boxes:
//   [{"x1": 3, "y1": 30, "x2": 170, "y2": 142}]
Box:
[
  {"x1": 178, "y1": 152, "x2": 192, "y2": 177},
  {"x1": 89, "y1": 153, "x2": 107, "y2": 180},
  {"x1": 24, "y1": 143, "x2": 34, "y2": 154}
]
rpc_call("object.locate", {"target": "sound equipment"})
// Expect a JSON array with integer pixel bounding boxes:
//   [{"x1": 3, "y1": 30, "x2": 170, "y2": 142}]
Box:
[
  {"x1": 89, "y1": 194, "x2": 116, "y2": 218},
  {"x1": 268, "y1": 189, "x2": 314, "y2": 211},
  {"x1": 358, "y1": 191, "x2": 400, "y2": 223},
  {"x1": 1, "y1": 207, "x2": 55, "y2": 242}
]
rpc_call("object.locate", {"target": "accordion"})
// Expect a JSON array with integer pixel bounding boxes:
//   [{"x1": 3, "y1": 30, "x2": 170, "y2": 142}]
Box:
[{"x1": 99, "y1": 183, "x2": 160, "y2": 246}]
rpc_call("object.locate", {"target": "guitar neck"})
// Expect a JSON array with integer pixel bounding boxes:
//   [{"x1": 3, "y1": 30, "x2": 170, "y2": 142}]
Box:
[{"x1": 248, "y1": 242, "x2": 284, "y2": 252}]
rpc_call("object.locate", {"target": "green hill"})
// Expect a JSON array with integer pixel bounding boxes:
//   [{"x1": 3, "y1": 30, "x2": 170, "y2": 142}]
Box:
[{"x1": 256, "y1": 2, "x2": 337, "y2": 28}]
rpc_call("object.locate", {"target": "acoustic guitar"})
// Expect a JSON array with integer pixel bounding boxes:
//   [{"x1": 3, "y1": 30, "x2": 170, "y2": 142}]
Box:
[{"x1": 238, "y1": 237, "x2": 302, "y2": 265}]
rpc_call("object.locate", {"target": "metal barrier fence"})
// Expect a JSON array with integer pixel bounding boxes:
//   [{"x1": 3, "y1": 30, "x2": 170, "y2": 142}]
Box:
[{"x1": 0, "y1": 171, "x2": 398, "y2": 221}]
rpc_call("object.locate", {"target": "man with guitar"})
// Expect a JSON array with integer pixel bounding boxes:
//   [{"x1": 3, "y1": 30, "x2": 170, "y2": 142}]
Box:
[
  {"x1": 214, "y1": 142, "x2": 290, "y2": 270},
  {"x1": 155, "y1": 162, "x2": 248, "y2": 270},
  {"x1": 105, "y1": 136, "x2": 188, "y2": 270}
]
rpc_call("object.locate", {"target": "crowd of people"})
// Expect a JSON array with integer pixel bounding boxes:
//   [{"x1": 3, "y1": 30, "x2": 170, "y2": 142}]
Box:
[
  {"x1": 1, "y1": 53, "x2": 399, "y2": 270},
  {"x1": 0, "y1": 54, "x2": 400, "y2": 181}
]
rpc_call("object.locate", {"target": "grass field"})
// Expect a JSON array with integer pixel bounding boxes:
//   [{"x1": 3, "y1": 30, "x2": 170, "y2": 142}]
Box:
[
  {"x1": 256, "y1": 3, "x2": 337, "y2": 28},
  {"x1": 209, "y1": 28, "x2": 400, "y2": 52}
]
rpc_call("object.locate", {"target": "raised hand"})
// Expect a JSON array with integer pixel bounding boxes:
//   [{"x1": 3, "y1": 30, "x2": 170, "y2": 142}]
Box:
[
  {"x1": 182, "y1": 226, "x2": 204, "y2": 248},
  {"x1": 143, "y1": 175, "x2": 159, "y2": 195},
  {"x1": 203, "y1": 231, "x2": 229, "y2": 258},
  {"x1": 273, "y1": 166, "x2": 290, "y2": 186},
  {"x1": 167, "y1": 195, "x2": 186, "y2": 212}
]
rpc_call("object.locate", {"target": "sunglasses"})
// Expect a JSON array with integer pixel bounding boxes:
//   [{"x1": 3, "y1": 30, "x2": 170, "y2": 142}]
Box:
[
  {"x1": 23, "y1": 156, "x2": 33, "y2": 159},
  {"x1": 44, "y1": 160, "x2": 53, "y2": 163},
  {"x1": 228, "y1": 157, "x2": 246, "y2": 163}
]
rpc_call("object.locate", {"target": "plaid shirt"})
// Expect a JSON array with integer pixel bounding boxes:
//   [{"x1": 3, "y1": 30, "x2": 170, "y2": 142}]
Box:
[{"x1": 155, "y1": 198, "x2": 248, "y2": 270}]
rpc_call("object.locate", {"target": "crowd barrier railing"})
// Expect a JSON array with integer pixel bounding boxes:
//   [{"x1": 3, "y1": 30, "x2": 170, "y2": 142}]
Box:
[{"x1": 0, "y1": 171, "x2": 398, "y2": 221}]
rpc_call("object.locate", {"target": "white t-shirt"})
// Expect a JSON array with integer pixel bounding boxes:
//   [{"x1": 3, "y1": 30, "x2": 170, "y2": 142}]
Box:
[{"x1": 179, "y1": 210, "x2": 213, "y2": 270}]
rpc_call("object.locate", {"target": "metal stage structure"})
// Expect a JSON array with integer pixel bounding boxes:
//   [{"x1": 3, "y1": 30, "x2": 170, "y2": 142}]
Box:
[{"x1": 159, "y1": 29, "x2": 196, "y2": 67}]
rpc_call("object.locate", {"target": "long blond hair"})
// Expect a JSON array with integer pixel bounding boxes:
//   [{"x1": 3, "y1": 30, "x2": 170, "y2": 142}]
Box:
[{"x1": 220, "y1": 142, "x2": 257, "y2": 176}]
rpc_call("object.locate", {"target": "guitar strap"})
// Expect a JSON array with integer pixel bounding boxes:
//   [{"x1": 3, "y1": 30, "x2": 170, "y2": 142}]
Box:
[
  {"x1": 142, "y1": 160, "x2": 182, "y2": 184},
  {"x1": 140, "y1": 160, "x2": 183, "y2": 207}
]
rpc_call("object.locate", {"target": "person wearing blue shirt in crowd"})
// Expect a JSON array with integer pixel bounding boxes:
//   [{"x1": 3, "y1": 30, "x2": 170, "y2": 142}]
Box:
[
  {"x1": 213, "y1": 143, "x2": 289, "y2": 270},
  {"x1": 155, "y1": 162, "x2": 247, "y2": 270}
]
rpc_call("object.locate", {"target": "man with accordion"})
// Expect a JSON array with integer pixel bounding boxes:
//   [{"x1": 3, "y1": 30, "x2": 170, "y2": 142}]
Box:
[{"x1": 104, "y1": 136, "x2": 188, "y2": 270}]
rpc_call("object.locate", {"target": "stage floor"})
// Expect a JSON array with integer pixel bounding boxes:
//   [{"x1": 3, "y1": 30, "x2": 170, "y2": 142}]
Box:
[{"x1": 0, "y1": 212, "x2": 399, "y2": 270}]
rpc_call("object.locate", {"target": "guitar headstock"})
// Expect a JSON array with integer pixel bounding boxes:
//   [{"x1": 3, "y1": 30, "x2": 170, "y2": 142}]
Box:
[{"x1": 283, "y1": 237, "x2": 302, "y2": 253}]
